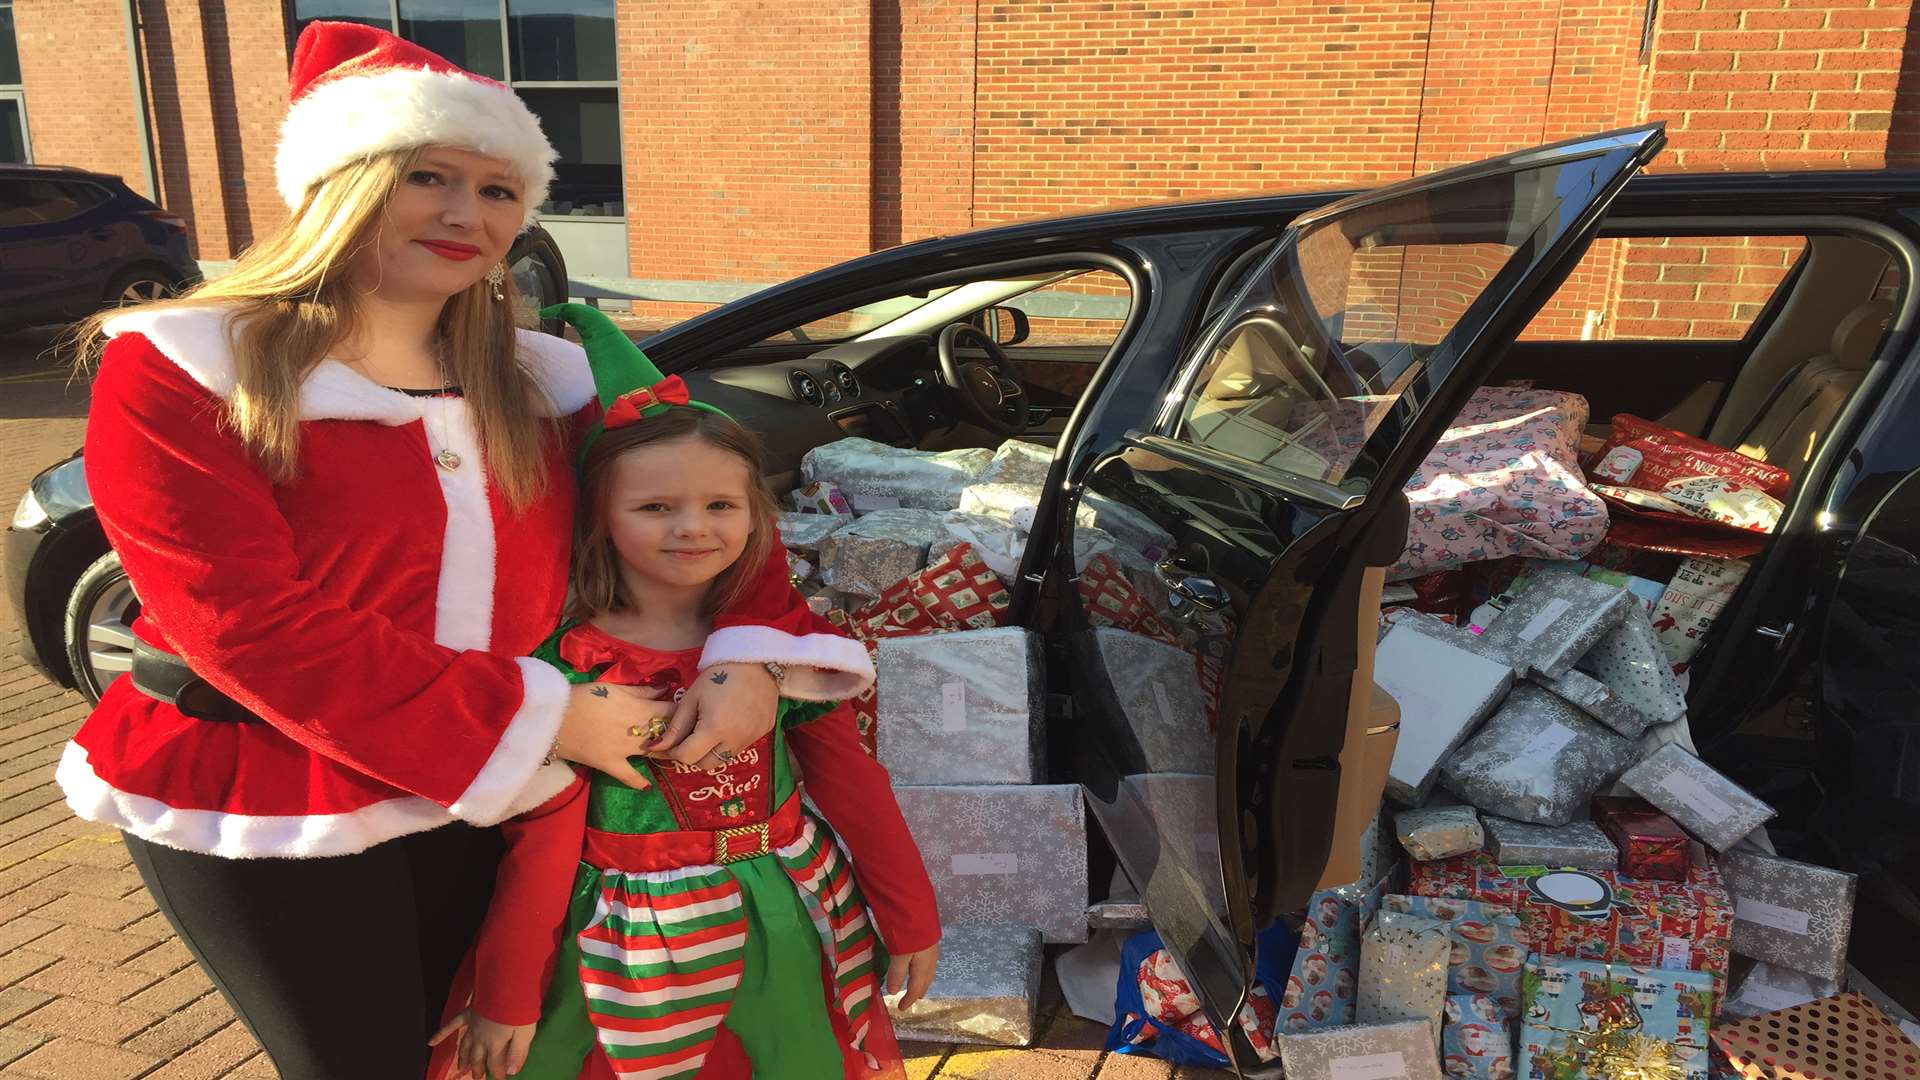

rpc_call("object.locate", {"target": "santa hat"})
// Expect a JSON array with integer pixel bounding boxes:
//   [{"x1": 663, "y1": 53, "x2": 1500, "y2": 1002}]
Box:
[
  {"x1": 276, "y1": 21, "x2": 556, "y2": 227},
  {"x1": 542, "y1": 303, "x2": 729, "y2": 465}
]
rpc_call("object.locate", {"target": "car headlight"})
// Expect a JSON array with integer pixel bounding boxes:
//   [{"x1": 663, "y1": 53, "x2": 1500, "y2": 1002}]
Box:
[{"x1": 10, "y1": 488, "x2": 48, "y2": 531}]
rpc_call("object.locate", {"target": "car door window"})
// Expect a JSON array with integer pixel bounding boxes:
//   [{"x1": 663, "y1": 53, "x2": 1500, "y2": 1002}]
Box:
[{"x1": 0, "y1": 179, "x2": 105, "y2": 226}]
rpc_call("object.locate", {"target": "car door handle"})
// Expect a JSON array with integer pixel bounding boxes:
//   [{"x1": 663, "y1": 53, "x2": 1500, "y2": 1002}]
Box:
[{"x1": 1156, "y1": 559, "x2": 1229, "y2": 611}]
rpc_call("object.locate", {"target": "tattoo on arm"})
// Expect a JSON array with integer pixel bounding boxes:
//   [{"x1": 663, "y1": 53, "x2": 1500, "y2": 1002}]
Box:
[
  {"x1": 710, "y1": 670, "x2": 729, "y2": 686},
  {"x1": 589, "y1": 686, "x2": 609, "y2": 698}
]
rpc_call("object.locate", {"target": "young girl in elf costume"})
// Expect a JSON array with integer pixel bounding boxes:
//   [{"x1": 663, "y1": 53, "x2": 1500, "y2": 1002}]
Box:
[{"x1": 429, "y1": 304, "x2": 942, "y2": 1080}]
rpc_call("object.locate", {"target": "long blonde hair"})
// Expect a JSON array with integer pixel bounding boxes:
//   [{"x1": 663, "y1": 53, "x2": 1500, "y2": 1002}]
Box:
[
  {"x1": 568, "y1": 409, "x2": 781, "y2": 623},
  {"x1": 72, "y1": 147, "x2": 560, "y2": 510}
]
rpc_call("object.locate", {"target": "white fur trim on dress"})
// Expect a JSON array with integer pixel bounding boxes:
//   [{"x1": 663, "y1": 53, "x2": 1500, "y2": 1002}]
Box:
[
  {"x1": 277, "y1": 67, "x2": 555, "y2": 228},
  {"x1": 698, "y1": 625, "x2": 876, "y2": 702},
  {"x1": 447, "y1": 658, "x2": 574, "y2": 826}
]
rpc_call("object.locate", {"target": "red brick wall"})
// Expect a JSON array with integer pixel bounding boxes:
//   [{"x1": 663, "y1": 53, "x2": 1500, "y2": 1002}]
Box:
[{"x1": 12, "y1": 1, "x2": 147, "y2": 197}]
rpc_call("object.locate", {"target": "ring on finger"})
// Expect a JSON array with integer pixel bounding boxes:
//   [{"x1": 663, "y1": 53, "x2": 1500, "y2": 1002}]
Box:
[{"x1": 710, "y1": 747, "x2": 737, "y2": 765}]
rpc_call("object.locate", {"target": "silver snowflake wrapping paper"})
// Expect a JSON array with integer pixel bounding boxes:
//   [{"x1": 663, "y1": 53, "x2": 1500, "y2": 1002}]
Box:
[
  {"x1": 816, "y1": 509, "x2": 947, "y2": 598},
  {"x1": 1119, "y1": 772, "x2": 1224, "y2": 911},
  {"x1": 775, "y1": 511, "x2": 850, "y2": 559},
  {"x1": 888, "y1": 925, "x2": 1043, "y2": 1047},
  {"x1": 958, "y1": 481, "x2": 1046, "y2": 524},
  {"x1": 926, "y1": 511, "x2": 1031, "y2": 581},
  {"x1": 875, "y1": 627, "x2": 1043, "y2": 785},
  {"x1": 1574, "y1": 608, "x2": 1687, "y2": 729},
  {"x1": 1394, "y1": 805, "x2": 1484, "y2": 862},
  {"x1": 1720, "y1": 850, "x2": 1857, "y2": 982},
  {"x1": 1721, "y1": 959, "x2": 1843, "y2": 1021},
  {"x1": 894, "y1": 784, "x2": 1089, "y2": 943},
  {"x1": 1356, "y1": 911, "x2": 1452, "y2": 1042},
  {"x1": 1477, "y1": 570, "x2": 1633, "y2": 679},
  {"x1": 1277, "y1": 1019, "x2": 1446, "y2": 1080},
  {"x1": 1437, "y1": 685, "x2": 1636, "y2": 826},
  {"x1": 1375, "y1": 624, "x2": 1514, "y2": 805},
  {"x1": 975, "y1": 440, "x2": 1055, "y2": 487},
  {"x1": 801, "y1": 436, "x2": 993, "y2": 511},
  {"x1": 1482, "y1": 817, "x2": 1618, "y2": 870},
  {"x1": 1092, "y1": 627, "x2": 1214, "y2": 774},
  {"x1": 1533, "y1": 667, "x2": 1652, "y2": 739},
  {"x1": 1619, "y1": 742, "x2": 1776, "y2": 851}
]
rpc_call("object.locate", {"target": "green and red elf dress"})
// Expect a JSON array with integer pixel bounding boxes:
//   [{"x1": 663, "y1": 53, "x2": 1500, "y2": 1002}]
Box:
[{"x1": 431, "y1": 621, "x2": 941, "y2": 1080}]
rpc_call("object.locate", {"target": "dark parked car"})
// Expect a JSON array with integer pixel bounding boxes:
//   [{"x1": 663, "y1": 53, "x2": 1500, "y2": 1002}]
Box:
[
  {"x1": 0, "y1": 164, "x2": 202, "y2": 331},
  {"x1": 11, "y1": 126, "x2": 1920, "y2": 1063}
]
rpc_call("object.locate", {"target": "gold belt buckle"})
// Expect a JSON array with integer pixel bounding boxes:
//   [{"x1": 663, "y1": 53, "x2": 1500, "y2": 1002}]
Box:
[{"x1": 715, "y1": 822, "x2": 772, "y2": 864}]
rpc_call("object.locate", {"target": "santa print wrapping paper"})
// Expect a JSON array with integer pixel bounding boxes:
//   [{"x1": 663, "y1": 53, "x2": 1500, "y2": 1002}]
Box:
[
  {"x1": 1126, "y1": 947, "x2": 1280, "y2": 1063},
  {"x1": 893, "y1": 784, "x2": 1089, "y2": 944},
  {"x1": 1390, "y1": 386, "x2": 1609, "y2": 580},
  {"x1": 1437, "y1": 685, "x2": 1636, "y2": 827},
  {"x1": 1476, "y1": 570, "x2": 1634, "y2": 680},
  {"x1": 1518, "y1": 958, "x2": 1716, "y2": 1080},
  {"x1": 1091, "y1": 627, "x2": 1214, "y2": 774},
  {"x1": 1619, "y1": 743, "x2": 1777, "y2": 852},
  {"x1": 1357, "y1": 910, "x2": 1452, "y2": 1041},
  {"x1": 1380, "y1": 894, "x2": 1528, "y2": 1020},
  {"x1": 1483, "y1": 817, "x2": 1618, "y2": 872},
  {"x1": 1712, "y1": 991, "x2": 1920, "y2": 1080},
  {"x1": 1277, "y1": 1019, "x2": 1447, "y2": 1080},
  {"x1": 875, "y1": 628, "x2": 1042, "y2": 785},
  {"x1": 888, "y1": 925, "x2": 1043, "y2": 1047},
  {"x1": 1407, "y1": 852, "x2": 1734, "y2": 998},
  {"x1": 1443, "y1": 992, "x2": 1514, "y2": 1080},
  {"x1": 1719, "y1": 851, "x2": 1857, "y2": 984},
  {"x1": 801, "y1": 436, "x2": 993, "y2": 510},
  {"x1": 1280, "y1": 881, "x2": 1386, "y2": 1033}
]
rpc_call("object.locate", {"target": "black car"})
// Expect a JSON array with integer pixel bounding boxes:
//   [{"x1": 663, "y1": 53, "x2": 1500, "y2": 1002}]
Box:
[
  {"x1": 0, "y1": 164, "x2": 202, "y2": 331},
  {"x1": 10, "y1": 126, "x2": 1919, "y2": 1062}
]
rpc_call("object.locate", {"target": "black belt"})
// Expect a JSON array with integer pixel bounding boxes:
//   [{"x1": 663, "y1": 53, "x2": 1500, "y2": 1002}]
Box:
[{"x1": 129, "y1": 640, "x2": 263, "y2": 724}]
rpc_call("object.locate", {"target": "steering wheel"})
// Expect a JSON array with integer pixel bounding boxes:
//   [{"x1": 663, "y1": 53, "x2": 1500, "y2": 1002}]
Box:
[{"x1": 936, "y1": 322, "x2": 1029, "y2": 435}]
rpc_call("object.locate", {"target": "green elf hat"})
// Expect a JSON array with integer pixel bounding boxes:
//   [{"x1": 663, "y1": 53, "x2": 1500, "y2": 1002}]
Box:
[{"x1": 540, "y1": 302, "x2": 730, "y2": 465}]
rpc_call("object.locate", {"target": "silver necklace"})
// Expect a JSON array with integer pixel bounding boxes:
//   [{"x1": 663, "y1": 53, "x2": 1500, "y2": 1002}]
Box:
[{"x1": 430, "y1": 347, "x2": 462, "y2": 471}]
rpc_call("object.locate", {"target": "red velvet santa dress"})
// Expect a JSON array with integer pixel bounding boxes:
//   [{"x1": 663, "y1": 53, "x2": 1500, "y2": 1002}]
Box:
[{"x1": 55, "y1": 307, "x2": 873, "y2": 858}]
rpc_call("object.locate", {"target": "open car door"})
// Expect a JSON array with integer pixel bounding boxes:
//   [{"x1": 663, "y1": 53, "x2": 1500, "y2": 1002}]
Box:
[{"x1": 1062, "y1": 125, "x2": 1665, "y2": 1071}]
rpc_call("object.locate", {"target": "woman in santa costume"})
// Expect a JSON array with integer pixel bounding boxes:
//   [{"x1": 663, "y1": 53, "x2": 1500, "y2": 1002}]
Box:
[{"x1": 54, "y1": 22, "x2": 870, "y2": 1080}]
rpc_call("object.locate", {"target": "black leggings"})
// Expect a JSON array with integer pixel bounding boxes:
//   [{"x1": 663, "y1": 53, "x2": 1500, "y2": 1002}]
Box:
[{"x1": 124, "y1": 823, "x2": 504, "y2": 1080}]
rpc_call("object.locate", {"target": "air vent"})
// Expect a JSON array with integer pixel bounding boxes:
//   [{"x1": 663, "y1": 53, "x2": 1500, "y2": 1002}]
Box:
[
  {"x1": 789, "y1": 370, "x2": 824, "y2": 407},
  {"x1": 829, "y1": 363, "x2": 860, "y2": 398}
]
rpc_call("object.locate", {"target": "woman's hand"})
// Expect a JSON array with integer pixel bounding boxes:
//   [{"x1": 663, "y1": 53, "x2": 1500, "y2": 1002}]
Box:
[
  {"x1": 886, "y1": 942, "x2": 941, "y2": 1011},
  {"x1": 652, "y1": 662, "x2": 779, "y2": 771},
  {"x1": 430, "y1": 1008, "x2": 536, "y2": 1078},
  {"x1": 554, "y1": 682, "x2": 673, "y2": 790}
]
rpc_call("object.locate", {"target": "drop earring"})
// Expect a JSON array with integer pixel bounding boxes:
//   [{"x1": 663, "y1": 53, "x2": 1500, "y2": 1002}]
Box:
[{"x1": 486, "y1": 263, "x2": 507, "y2": 301}]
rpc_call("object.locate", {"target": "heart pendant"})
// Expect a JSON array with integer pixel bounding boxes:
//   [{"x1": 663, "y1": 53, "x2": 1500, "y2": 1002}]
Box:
[{"x1": 435, "y1": 448, "x2": 462, "y2": 471}]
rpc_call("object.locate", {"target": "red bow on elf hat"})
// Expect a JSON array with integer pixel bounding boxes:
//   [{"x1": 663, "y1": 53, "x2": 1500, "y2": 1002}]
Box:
[{"x1": 602, "y1": 376, "x2": 692, "y2": 429}]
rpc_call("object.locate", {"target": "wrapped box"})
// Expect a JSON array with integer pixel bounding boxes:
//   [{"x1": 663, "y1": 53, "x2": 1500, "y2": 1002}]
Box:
[
  {"x1": 975, "y1": 439, "x2": 1055, "y2": 487},
  {"x1": 1437, "y1": 686, "x2": 1636, "y2": 826},
  {"x1": 1721, "y1": 960, "x2": 1843, "y2": 1022},
  {"x1": 926, "y1": 511, "x2": 1030, "y2": 580},
  {"x1": 958, "y1": 481, "x2": 1045, "y2": 524},
  {"x1": 1575, "y1": 610, "x2": 1688, "y2": 729},
  {"x1": 1390, "y1": 386, "x2": 1608, "y2": 579},
  {"x1": 1593, "y1": 796, "x2": 1690, "y2": 882},
  {"x1": 1534, "y1": 667, "x2": 1653, "y2": 739},
  {"x1": 801, "y1": 437, "x2": 992, "y2": 511},
  {"x1": 1408, "y1": 852, "x2": 1733, "y2": 996},
  {"x1": 1518, "y1": 958, "x2": 1715, "y2": 1080},
  {"x1": 1092, "y1": 627, "x2": 1214, "y2": 775},
  {"x1": 888, "y1": 925, "x2": 1042, "y2": 1047},
  {"x1": 789, "y1": 480, "x2": 854, "y2": 515},
  {"x1": 1375, "y1": 624, "x2": 1515, "y2": 805},
  {"x1": 1711, "y1": 991, "x2": 1919, "y2": 1080},
  {"x1": 1280, "y1": 881, "x2": 1385, "y2": 1033},
  {"x1": 776, "y1": 511, "x2": 850, "y2": 559},
  {"x1": 1652, "y1": 555, "x2": 1751, "y2": 672},
  {"x1": 1357, "y1": 910, "x2": 1451, "y2": 1040},
  {"x1": 1476, "y1": 570, "x2": 1633, "y2": 678},
  {"x1": 1384, "y1": 607, "x2": 1518, "y2": 667},
  {"x1": 1442, "y1": 993, "x2": 1513, "y2": 1080},
  {"x1": 817, "y1": 508, "x2": 947, "y2": 598},
  {"x1": 874, "y1": 628, "x2": 1043, "y2": 785},
  {"x1": 1277, "y1": 1019, "x2": 1446, "y2": 1080},
  {"x1": 1394, "y1": 806, "x2": 1484, "y2": 862},
  {"x1": 1380, "y1": 894, "x2": 1528, "y2": 1019},
  {"x1": 1721, "y1": 851, "x2": 1857, "y2": 983},
  {"x1": 1119, "y1": 773, "x2": 1224, "y2": 912},
  {"x1": 894, "y1": 784, "x2": 1089, "y2": 943},
  {"x1": 1483, "y1": 817, "x2": 1617, "y2": 871},
  {"x1": 1619, "y1": 743, "x2": 1776, "y2": 851}
]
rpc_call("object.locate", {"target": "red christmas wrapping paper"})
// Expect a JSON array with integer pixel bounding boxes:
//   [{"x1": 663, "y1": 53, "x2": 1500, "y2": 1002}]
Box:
[
  {"x1": 1711, "y1": 991, "x2": 1920, "y2": 1079},
  {"x1": 1597, "y1": 414, "x2": 1793, "y2": 498},
  {"x1": 1076, "y1": 553, "x2": 1232, "y2": 725},
  {"x1": 1408, "y1": 851, "x2": 1732, "y2": 996},
  {"x1": 1593, "y1": 795, "x2": 1691, "y2": 882}
]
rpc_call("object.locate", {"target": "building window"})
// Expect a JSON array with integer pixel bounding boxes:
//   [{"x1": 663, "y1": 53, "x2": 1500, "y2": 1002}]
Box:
[
  {"x1": 289, "y1": 0, "x2": 622, "y2": 218},
  {"x1": 0, "y1": 0, "x2": 29, "y2": 163}
]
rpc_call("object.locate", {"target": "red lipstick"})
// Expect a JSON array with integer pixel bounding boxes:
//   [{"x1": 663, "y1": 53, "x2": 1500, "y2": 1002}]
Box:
[{"x1": 416, "y1": 239, "x2": 482, "y2": 261}]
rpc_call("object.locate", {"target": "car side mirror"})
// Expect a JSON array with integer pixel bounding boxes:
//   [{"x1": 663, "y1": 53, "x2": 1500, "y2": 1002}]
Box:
[{"x1": 971, "y1": 305, "x2": 1030, "y2": 347}]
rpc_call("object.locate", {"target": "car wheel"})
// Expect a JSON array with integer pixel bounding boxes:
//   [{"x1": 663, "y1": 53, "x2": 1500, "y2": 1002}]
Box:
[
  {"x1": 105, "y1": 270, "x2": 175, "y2": 308},
  {"x1": 63, "y1": 551, "x2": 140, "y2": 705}
]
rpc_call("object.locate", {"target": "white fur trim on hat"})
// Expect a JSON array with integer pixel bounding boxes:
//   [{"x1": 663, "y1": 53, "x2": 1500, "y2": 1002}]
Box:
[{"x1": 276, "y1": 67, "x2": 557, "y2": 228}]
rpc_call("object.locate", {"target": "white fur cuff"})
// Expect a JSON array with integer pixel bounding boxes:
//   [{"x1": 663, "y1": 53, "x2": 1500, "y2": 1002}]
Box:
[
  {"x1": 448, "y1": 658, "x2": 572, "y2": 825},
  {"x1": 698, "y1": 626, "x2": 876, "y2": 702}
]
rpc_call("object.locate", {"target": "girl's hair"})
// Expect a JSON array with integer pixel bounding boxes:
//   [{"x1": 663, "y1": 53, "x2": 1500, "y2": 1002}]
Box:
[
  {"x1": 569, "y1": 407, "x2": 781, "y2": 621},
  {"x1": 69, "y1": 146, "x2": 559, "y2": 510}
]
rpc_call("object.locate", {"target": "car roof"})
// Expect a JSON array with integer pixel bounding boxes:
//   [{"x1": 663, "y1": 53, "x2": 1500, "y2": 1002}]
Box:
[{"x1": 0, "y1": 163, "x2": 120, "y2": 185}]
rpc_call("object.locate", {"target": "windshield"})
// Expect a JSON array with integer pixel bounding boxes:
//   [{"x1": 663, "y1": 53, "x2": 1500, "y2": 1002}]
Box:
[{"x1": 757, "y1": 287, "x2": 963, "y2": 345}]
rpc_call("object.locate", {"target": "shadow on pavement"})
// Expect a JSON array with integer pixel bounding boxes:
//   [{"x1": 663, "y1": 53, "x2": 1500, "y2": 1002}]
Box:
[{"x1": 0, "y1": 325, "x2": 90, "y2": 421}]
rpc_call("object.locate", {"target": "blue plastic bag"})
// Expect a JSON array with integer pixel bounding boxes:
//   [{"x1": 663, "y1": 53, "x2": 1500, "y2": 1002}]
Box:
[{"x1": 1105, "y1": 922, "x2": 1299, "y2": 1068}]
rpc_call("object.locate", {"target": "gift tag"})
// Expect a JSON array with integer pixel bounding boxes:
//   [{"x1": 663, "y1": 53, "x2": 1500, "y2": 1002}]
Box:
[
  {"x1": 1658, "y1": 771, "x2": 1734, "y2": 823},
  {"x1": 1151, "y1": 682, "x2": 1177, "y2": 726},
  {"x1": 952, "y1": 853, "x2": 1019, "y2": 875},
  {"x1": 1517, "y1": 598, "x2": 1572, "y2": 642},
  {"x1": 851, "y1": 493, "x2": 902, "y2": 511},
  {"x1": 940, "y1": 681, "x2": 968, "y2": 732},
  {"x1": 1661, "y1": 935, "x2": 1693, "y2": 970},
  {"x1": 1330, "y1": 1052, "x2": 1409, "y2": 1080},
  {"x1": 1737, "y1": 981, "x2": 1807, "y2": 1012},
  {"x1": 1515, "y1": 723, "x2": 1577, "y2": 767},
  {"x1": 1736, "y1": 897, "x2": 1812, "y2": 936}
]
